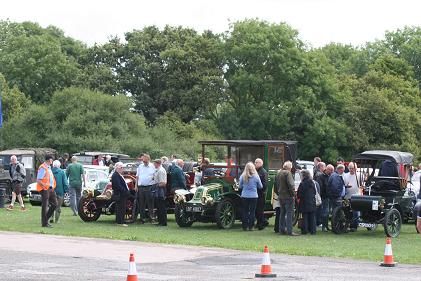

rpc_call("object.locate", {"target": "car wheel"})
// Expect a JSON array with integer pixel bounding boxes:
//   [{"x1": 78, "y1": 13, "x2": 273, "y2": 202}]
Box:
[
  {"x1": 174, "y1": 204, "x2": 193, "y2": 227},
  {"x1": 215, "y1": 198, "x2": 236, "y2": 229},
  {"x1": 383, "y1": 208, "x2": 402, "y2": 238},
  {"x1": 78, "y1": 197, "x2": 101, "y2": 222},
  {"x1": 63, "y1": 192, "x2": 70, "y2": 207},
  {"x1": 331, "y1": 206, "x2": 349, "y2": 234}
]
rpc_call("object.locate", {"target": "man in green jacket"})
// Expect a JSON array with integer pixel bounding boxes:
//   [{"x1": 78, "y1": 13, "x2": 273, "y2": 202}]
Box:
[
  {"x1": 52, "y1": 160, "x2": 69, "y2": 223},
  {"x1": 170, "y1": 159, "x2": 186, "y2": 193},
  {"x1": 274, "y1": 161, "x2": 299, "y2": 236},
  {"x1": 66, "y1": 156, "x2": 85, "y2": 216}
]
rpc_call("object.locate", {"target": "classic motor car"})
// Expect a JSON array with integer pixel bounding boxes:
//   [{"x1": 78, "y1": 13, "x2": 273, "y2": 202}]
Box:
[
  {"x1": 173, "y1": 140, "x2": 297, "y2": 229},
  {"x1": 331, "y1": 150, "x2": 416, "y2": 238},
  {"x1": 27, "y1": 165, "x2": 109, "y2": 206},
  {"x1": 73, "y1": 152, "x2": 130, "y2": 165},
  {"x1": 0, "y1": 148, "x2": 57, "y2": 201},
  {"x1": 77, "y1": 162, "x2": 196, "y2": 222}
]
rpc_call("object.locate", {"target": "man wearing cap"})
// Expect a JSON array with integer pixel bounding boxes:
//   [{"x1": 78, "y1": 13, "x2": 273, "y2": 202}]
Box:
[
  {"x1": 66, "y1": 156, "x2": 86, "y2": 216},
  {"x1": 153, "y1": 159, "x2": 168, "y2": 226},
  {"x1": 37, "y1": 155, "x2": 57, "y2": 227}
]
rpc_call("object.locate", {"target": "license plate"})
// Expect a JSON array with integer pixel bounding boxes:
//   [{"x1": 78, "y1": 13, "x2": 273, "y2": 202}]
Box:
[
  {"x1": 359, "y1": 222, "x2": 376, "y2": 228},
  {"x1": 32, "y1": 194, "x2": 41, "y2": 200},
  {"x1": 186, "y1": 206, "x2": 202, "y2": 212}
]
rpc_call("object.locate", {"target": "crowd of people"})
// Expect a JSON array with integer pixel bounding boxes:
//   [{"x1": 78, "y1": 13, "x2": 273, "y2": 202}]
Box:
[{"x1": 5, "y1": 152, "x2": 421, "y2": 234}]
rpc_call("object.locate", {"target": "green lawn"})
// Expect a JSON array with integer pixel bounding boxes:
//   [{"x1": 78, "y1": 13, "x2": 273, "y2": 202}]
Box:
[{"x1": 1, "y1": 204, "x2": 420, "y2": 264}]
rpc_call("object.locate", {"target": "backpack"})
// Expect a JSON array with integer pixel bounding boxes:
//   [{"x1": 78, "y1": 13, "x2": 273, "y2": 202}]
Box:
[{"x1": 15, "y1": 163, "x2": 27, "y2": 182}]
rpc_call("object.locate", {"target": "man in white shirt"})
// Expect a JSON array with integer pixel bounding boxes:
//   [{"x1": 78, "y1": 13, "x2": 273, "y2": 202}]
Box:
[
  {"x1": 136, "y1": 154, "x2": 156, "y2": 223},
  {"x1": 343, "y1": 162, "x2": 363, "y2": 231}
]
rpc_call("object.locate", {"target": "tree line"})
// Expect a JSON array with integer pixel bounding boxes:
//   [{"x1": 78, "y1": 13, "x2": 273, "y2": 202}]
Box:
[{"x1": 0, "y1": 19, "x2": 420, "y2": 162}]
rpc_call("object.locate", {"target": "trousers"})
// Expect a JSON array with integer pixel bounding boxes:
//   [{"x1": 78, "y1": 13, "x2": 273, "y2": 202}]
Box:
[
  {"x1": 279, "y1": 197, "x2": 294, "y2": 234},
  {"x1": 41, "y1": 189, "x2": 57, "y2": 227}
]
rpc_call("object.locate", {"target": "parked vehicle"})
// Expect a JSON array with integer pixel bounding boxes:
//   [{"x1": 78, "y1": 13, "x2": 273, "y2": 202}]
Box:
[
  {"x1": 331, "y1": 150, "x2": 416, "y2": 238},
  {"x1": 27, "y1": 165, "x2": 109, "y2": 206},
  {"x1": 294, "y1": 160, "x2": 314, "y2": 189},
  {"x1": 73, "y1": 152, "x2": 130, "y2": 165},
  {"x1": 77, "y1": 162, "x2": 196, "y2": 222},
  {"x1": 0, "y1": 148, "x2": 57, "y2": 201},
  {"x1": 174, "y1": 140, "x2": 297, "y2": 229}
]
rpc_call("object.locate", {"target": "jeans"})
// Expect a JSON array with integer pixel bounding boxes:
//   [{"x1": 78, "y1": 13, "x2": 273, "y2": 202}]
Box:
[
  {"x1": 41, "y1": 189, "x2": 57, "y2": 226},
  {"x1": 69, "y1": 186, "x2": 81, "y2": 215},
  {"x1": 54, "y1": 196, "x2": 63, "y2": 223},
  {"x1": 321, "y1": 198, "x2": 330, "y2": 229},
  {"x1": 279, "y1": 197, "x2": 294, "y2": 234},
  {"x1": 329, "y1": 198, "x2": 342, "y2": 210},
  {"x1": 302, "y1": 212, "x2": 316, "y2": 234},
  {"x1": 138, "y1": 185, "x2": 155, "y2": 221},
  {"x1": 242, "y1": 198, "x2": 258, "y2": 230}
]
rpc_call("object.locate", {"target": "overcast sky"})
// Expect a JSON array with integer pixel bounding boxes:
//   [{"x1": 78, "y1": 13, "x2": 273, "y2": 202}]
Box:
[{"x1": 1, "y1": 0, "x2": 420, "y2": 47}]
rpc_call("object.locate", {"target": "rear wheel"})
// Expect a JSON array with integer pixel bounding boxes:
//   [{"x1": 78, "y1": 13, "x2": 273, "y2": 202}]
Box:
[
  {"x1": 384, "y1": 208, "x2": 402, "y2": 238},
  {"x1": 78, "y1": 197, "x2": 101, "y2": 222},
  {"x1": 174, "y1": 204, "x2": 193, "y2": 227},
  {"x1": 331, "y1": 206, "x2": 349, "y2": 234},
  {"x1": 215, "y1": 199, "x2": 236, "y2": 229}
]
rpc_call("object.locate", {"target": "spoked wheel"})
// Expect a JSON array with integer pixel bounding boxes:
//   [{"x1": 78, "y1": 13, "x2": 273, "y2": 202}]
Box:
[
  {"x1": 331, "y1": 206, "x2": 349, "y2": 234},
  {"x1": 78, "y1": 198, "x2": 101, "y2": 222},
  {"x1": 384, "y1": 208, "x2": 402, "y2": 238},
  {"x1": 124, "y1": 197, "x2": 137, "y2": 224},
  {"x1": 174, "y1": 204, "x2": 194, "y2": 227},
  {"x1": 215, "y1": 198, "x2": 236, "y2": 229}
]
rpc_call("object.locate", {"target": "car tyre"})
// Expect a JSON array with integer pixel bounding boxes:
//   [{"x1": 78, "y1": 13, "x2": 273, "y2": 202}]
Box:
[
  {"x1": 78, "y1": 197, "x2": 101, "y2": 222},
  {"x1": 174, "y1": 204, "x2": 193, "y2": 227},
  {"x1": 383, "y1": 208, "x2": 402, "y2": 238},
  {"x1": 215, "y1": 198, "x2": 236, "y2": 229},
  {"x1": 331, "y1": 206, "x2": 349, "y2": 234}
]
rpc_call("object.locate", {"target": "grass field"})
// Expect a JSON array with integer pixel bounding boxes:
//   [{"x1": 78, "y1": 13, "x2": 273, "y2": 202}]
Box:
[{"x1": 1, "y1": 204, "x2": 420, "y2": 264}]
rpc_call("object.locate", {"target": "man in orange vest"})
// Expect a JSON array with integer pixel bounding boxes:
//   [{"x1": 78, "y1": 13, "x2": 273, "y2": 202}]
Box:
[{"x1": 37, "y1": 155, "x2": 57, "y2": 228}]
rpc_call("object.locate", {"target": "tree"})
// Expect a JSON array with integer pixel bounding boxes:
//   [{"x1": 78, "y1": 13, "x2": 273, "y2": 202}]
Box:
[
  {"x1": 121, "y1": 26, "x2": 225, "y2": 122},
  {"x1": 0, "y1": 74, "x2": 31, "y2": 123},
  {"x1": 0, "y1": 21, "x2": 83, "y2": 102}
]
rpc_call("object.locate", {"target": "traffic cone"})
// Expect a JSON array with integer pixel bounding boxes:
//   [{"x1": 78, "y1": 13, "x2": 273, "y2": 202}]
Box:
[
  {"x1": 255, "y1": 245, "x2": 276, "y2": 278},
  {"x1": 380, "y1": 238, "x2": 397, "y2": 267},
  {"x1": 126, "y1": 253, "x2": 138, "y2": 281}
]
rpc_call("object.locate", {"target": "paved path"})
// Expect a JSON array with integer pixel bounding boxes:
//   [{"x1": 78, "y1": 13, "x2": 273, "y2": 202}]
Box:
[{"x1": 0, "y1": 231, "x2": 420, "y2": 281}]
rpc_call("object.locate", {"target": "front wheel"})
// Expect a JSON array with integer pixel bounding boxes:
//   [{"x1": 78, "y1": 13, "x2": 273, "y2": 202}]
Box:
[
  {"x1": 384, "y1": 208, "x2": 402, "y2": 238},
  {"x1": 174, "y1": 204, "x2": 194, "y2": 227},
  {"x1": 215, "y1": 199, "x2": 236, "y2": 229},
  {"x1": 78, "y1": 197, "x2": 101, "y2": 222},
  {"x1": 331, "y1": 206, "x2": 349, "y2": 234}
]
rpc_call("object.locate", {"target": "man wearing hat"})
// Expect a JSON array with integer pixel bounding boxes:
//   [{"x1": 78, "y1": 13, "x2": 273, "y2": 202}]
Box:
[
  {"x1": 36, "y1": 155, "x2": 57, "y2": 227},
  {"x1": 153, "y1": 159, "x2": 168, "y2": 226}
]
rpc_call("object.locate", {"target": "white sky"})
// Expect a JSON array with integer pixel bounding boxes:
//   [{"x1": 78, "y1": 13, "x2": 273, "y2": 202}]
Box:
[{"x1": 1, "y1": 0, "x2": 420, "y2": 47}]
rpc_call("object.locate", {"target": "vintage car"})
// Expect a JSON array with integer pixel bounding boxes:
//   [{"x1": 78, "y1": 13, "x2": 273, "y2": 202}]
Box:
[
  {"x1": 27, "y1": 165, "x2": 109, "y2": 206},
  {"x1": 0, "y1": 148, "x2": 57, "y2": 201},
  {"x1": 73, "y1": 151, "x2": 130, "y2": 165},
  {"x1": 173, "y1": 140, "x2": 297, "y2": 229},
  {"x1": 77, "y1": 162, "x2": 196, "y2": 222},
  {"x1": 331, "y1": 150, "x2": 416, "y2": 237}
]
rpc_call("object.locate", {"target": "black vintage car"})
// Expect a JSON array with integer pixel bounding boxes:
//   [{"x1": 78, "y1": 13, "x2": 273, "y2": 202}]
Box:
[{"x1": 331, "y1": 150, "x2": 416, "y2": 237}]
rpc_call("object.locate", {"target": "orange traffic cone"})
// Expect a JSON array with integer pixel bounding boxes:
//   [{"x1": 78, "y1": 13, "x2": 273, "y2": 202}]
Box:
[
  {"x1": 255, "y1": 245, "x2": 276, "y2": 278},
  {"x1": 126, "y1": 253, "x2": 138, "y2": 281},
  {"x1": 380, "y1": 238, "x2": 397, "y2": 267}
]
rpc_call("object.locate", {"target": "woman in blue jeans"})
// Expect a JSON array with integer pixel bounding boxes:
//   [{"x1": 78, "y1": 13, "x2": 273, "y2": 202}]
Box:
[{"x1": 239, "y1": 162, "x2": 263, "y2": 231}]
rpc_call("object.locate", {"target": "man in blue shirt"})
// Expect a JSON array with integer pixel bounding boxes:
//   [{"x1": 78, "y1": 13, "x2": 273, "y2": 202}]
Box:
[
  {"x1": 327, "y1": 164, "x2": 345, "y2": 210},
  {"x1": 136, "y1": 154, "x2": 156, "y2": 223},
  {"x1": 170, "y1": 159, "x2": 187, "y2": 192}
]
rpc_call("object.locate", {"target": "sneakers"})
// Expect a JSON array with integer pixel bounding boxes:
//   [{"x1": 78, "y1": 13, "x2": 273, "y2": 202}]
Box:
[
  {"x1": 288, "y1": 232, "x2": 301, "y2": 236},
  {"x1": 118, "y1": 223, "x2": 128, "y2": 227},
  {"x1": 6, "y1": 205, "x2": 14, "y2": 211}
]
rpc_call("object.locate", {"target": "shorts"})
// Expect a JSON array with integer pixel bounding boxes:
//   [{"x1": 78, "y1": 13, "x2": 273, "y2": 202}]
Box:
[{"x1": 12, "y1": 181, "x2": 23, "y2": 195}]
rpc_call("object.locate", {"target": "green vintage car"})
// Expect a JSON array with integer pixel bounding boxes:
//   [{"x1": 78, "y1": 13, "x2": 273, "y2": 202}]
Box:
[{"x1": 174, "y1": 140, "x2": 297, "y2": 229}]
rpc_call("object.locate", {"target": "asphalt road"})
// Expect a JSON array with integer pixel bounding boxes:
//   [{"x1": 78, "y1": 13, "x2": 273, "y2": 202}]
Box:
[{"x1": 0, "y1": 231, "x2": 420, "y2": 281}]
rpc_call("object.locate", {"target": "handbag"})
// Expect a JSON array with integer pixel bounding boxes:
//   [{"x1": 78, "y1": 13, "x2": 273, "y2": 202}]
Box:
[{"x1": 314, "y1": 181, "x2": 322, "y2": 207}]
